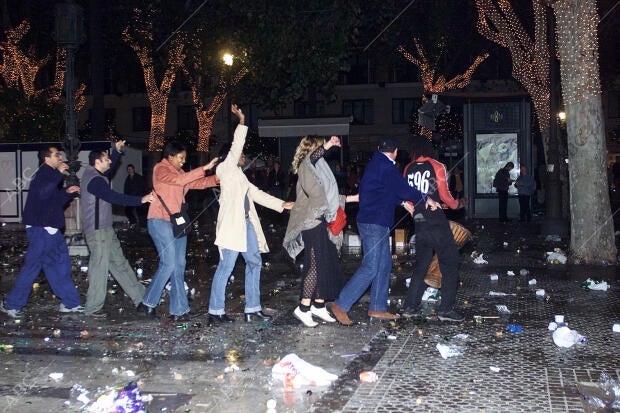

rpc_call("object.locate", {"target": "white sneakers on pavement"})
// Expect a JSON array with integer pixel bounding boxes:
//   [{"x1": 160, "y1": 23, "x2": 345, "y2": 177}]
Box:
[
  {"x1": 294, "y1": 306, "x2": 318, "y2": 328},
  {"x1": 59, "y1": 303, "x2": 85, "y2": 313},
  {"x1": 310, "y1": 305, "x2": 336, "y2": 322}
]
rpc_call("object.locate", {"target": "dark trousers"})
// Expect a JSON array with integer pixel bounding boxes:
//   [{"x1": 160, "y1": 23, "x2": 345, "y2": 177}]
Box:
[
  {"x1": 518, "y1": 195, "x2": 532, "y2": 222},
  {"x1": 404, "y1": 222, "x2": 460, "y2": 313},
  {"x1": 498, "y1": 190, "x2": 509, "y2": 222},
  {"x1": 6, "y1": 227, "x2": 80, "y2": 310}
]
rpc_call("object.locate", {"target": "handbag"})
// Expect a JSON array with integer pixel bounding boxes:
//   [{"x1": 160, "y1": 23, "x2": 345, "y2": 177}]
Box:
[
  {"x1": 156, "y1": 193, "x2": 191, "y2": 238},
  {"x1": 327, "y1": 206, "x2": 347, "y2": 236}
]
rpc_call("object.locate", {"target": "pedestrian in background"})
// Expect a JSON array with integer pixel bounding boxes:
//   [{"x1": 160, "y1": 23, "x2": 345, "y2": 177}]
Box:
[
  {"x1": 1, "y1": 146, "x2": 82, "y2": 318},
  {"x1": 493, "y1": 162, "x2": 514, "y2": 222},
  {"x1": 81, "y1": 142, "x2": 154, "y2": 318},
  {"x1": 138, "y1": 141, "x2": 219, "y2": 321},
  {"x1": 329, "y1": 138, "x2": 440, "y2": 326},
  {"x1": 284, "y1": 135, "x2": 359, "y2": 327},
  {"x1": 208, "y1": 105, "x2": 294, "y2": 324},
  {"x1": 514, "y1": 165, "x2": 535, "y2": 222},
  {"x1": 124, "y1": 164, "x2": 147, "y2": 228}
]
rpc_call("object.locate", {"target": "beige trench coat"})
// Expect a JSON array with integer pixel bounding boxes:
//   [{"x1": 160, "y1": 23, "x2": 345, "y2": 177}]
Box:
[{"x1": 214, "y1": 124, "x2": 284, "y2": 253}]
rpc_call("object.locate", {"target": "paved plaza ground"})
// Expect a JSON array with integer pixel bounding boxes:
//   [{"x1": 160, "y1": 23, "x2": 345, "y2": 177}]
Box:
[{"x1": 0, "y1": 215, "x2": 618, "y2": 412}]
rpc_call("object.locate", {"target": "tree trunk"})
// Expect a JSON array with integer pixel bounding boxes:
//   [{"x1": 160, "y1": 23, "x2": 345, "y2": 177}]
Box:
[
  {"x1": 89, "y1": 0, "x2": 105, "y2": 140},
  {"x1": 552, "y1": 0, "x2": 616, "y2": 263},
  {"x1": 149, "y1": 100, "x2": 167, "y2": 151}
]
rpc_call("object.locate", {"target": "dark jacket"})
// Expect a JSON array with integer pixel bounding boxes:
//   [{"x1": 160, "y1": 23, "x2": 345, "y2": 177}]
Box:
[
  {"x1": 356, "y1": 151, "x2": 426, "y2": 228},
  {"x1": 124, "y1": 172, "x2": 146, "y2": 196},
  {"x1": 22, "y1": 164, "x2": 72, "y2": 229},
  {"x1": 494, "y1": 168, "x2": 512, "y2": 191}
]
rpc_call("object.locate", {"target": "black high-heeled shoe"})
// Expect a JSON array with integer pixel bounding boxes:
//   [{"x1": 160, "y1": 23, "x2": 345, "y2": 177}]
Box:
[
  {"x1": 244, "y1": 310, "x2": 272, "y2": 323},
  {"x1": 169, "y1": 311, "x2": 199, "y2": 322},
  {"x1": 208, "y1": 313, "x2": 235, "y2": 323},
  {"x1": 136, "y1": 303, "x2": 157, "y2": 319}
]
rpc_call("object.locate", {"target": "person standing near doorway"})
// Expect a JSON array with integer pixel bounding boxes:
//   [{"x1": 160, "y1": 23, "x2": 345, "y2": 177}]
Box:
[
  {"x1": 493, "y1": 162, "x2": 514, "y2": 222},
  {"x1": 515, "y1": 165, "x2": 535, "y2": 222}
]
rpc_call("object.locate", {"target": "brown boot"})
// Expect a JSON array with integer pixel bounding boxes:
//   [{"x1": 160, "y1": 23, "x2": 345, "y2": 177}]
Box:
[
  {"x1": 328, "y1": 303, "x2": 353, "y2": 326},
  {"x1": 367, "y1": 311, "x2": 400, "y2": 321}
]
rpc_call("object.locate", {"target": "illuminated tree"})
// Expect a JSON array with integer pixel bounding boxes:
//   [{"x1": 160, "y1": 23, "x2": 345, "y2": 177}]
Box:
[
  {"x1": 181, "y1": 38, "x2": 248, "y2": 153},
  {"x1": 475, "y1": 0, "x2": 552, "y2": 161},
  {"x1": 123, "y1": 9, "x2": 186, "y2": 151},
  {"x1": 549, "y1": 0, "x2": 615, "y2": 263},
  {"x1": 398, "y1": 38, "x2": 489, "y2": 102}
]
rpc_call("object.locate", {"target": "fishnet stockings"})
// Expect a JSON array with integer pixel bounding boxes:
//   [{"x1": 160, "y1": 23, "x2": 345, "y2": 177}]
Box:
[{"x1": 301, "y1": 245, "x2": 320, "y2": 300}]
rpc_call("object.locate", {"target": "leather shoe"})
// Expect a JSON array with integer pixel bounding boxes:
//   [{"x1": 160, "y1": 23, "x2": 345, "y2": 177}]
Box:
[
  {"x1": 244, "y1": 311, "x2": 272, "y2": 322},
  {"x1": 328, "y1": 303, "x2": 353, "y2": 326},
  {"x1": 137, "y1": 303, "x2": 156, "y2": 319},
  {"x1": 367, "y1": 311, "x2": 400, "y2": 322},
  {"x1": 169, "y1": 311, "x2": 199, "y2": 322},
  {"x1": 208, "y1": 314, "x2": 235, "y2": 323}
]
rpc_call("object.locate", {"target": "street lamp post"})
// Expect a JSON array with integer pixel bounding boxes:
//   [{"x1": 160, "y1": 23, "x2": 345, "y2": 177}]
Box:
[
  {"x1": 54, "y1": 1, "x2": 86, "y2": 188},
  {"x1": 223, "y1": 53, "x2": 233, "y2": 141},
  {"x1": 54, "y1": 1, "x2": 86, "y2": 247}
]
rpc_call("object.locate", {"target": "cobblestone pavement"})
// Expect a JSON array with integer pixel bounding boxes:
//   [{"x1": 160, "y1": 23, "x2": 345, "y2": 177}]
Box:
[{"x1": 0, "y1": 217, "x2": 618, "y2": 412}]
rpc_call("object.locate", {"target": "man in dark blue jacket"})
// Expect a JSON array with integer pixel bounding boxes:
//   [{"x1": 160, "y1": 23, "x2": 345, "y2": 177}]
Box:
[
  {"x1": 81, "y1": 141, "x2": 153, "y2": 318},
  {"x1": 1, "y1": 146, "x2": 82, "y2": 318},
  {"x1": 329, "y1": 138, "x2": 440, "y2": 325}
]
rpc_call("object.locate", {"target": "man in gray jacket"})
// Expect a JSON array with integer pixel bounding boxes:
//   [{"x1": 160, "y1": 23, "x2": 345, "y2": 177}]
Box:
[{"x1": 81, "y1": 141, "x2": 154, "y2": 317}]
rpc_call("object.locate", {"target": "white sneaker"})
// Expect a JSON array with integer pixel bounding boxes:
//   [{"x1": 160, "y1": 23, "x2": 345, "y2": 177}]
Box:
[
  {"x1": 293, "y1": 306, "x2": 318, "y2": 327},
  {"x1": 310, "y1": 305, "x2": 336, "y2": 322},
  {"x1": 0, "y1": 301, "x2": 22, "y2": 318},
  {"x1": 59, "y1": 303, "x2": 85, "y2": 313}
]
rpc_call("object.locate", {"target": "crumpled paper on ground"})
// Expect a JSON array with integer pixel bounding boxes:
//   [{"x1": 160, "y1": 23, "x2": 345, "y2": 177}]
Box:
[
  {"x1": 472, "y1": 253, "x2": 488, "y2": 264},
  {"x1": 582, "y1": 278, "x2": 610, "y2": 291},
  {"x1": 272, "y1": 354, "x2": 338, "y2": 387},
  {"x1": 552, "y1": 326, "x2": 586, "y2": 348},
  {"x1": 546, "y1": 249, "x2": 567, "y2": 264}
]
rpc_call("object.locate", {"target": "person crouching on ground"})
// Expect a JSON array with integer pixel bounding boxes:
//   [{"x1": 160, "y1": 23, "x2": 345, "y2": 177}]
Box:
[
  {"x1": 207, "y1": 104, "x2": 294, "y2": 324},
  {"x1": 283, "y1": 135, "x2": 359, "y2": 327}
]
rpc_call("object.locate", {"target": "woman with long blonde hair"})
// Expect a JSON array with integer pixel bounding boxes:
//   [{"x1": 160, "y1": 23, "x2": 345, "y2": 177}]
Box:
[{"x1": 283, "y1": 135, "x2": 358, "y2": 327}]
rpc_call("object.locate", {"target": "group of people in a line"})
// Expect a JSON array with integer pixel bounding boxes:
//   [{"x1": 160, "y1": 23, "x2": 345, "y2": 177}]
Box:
[{"x1": 1, "y1": 104, "x2": 471, "y2": 326}]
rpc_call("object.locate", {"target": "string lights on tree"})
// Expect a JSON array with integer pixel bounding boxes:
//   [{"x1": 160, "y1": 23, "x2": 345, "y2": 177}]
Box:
[
  {"x1": 475, "y1": 0, "x2": 552, "y2": 161},
  {"x1": 181, "y1": 38, "x2": 248, "y2": 153},
  {"x1": 123, "y1": 9, "x2": 186, "y2": 151},
  {"x1": 399, "y1": 37, "x2": 488, "y2": 139}
]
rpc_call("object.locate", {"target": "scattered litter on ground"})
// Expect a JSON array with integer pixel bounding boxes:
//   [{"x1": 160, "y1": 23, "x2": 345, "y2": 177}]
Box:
[
  {"x1": 49, "y1": 372, "x2": 63, "y2": 382},
  {"x1": 552, "y1": 326, "x2": 585, "y2": 348},
  {"x1": 489, "y1": 274, "x2": 498, "y2": 281},
  {"x1": 581, "y1": 278, "x2": 610, "y2": 291},
  {"x1": 67, "y1": 381, "x2": 146, "y2": 413},
  {"x1": 545, "y1": 234, "x2": 562, "y2": 242},
  {"x1": 436, "y1": 343, "x2": 463, "y2": 359},
  {"x1": 272, "y1": 354, "x2": 338, "y2": 388},
  {"x1": 489, "y1": 291, "x2": 516, "y2": 297},
  {"x1": 489, "y1": 366, "x2": 501, "y2": 373},
  {"x1": 576, "y1": 373, "x2": 620, "y2": 411},
  {"x1": 472, "y1": 252, "x2": 488, "y2": 264},
  {"x1": 506, "y1": 324, "x2": 522, "y2": 333},
  {"x1": 528, "y1": 279, "x2": 537, "y2": 285},
  {"x1": 613, "y1": 324, "x2": 620, "y2": 333},
  {"x1": 473, "y1": 315, "x2": 499, "y2": 323},
  {"x1": 536, "y1": 289, "x2": 546, "y2": 297},
  {"x1": 421, "y1": 287, "x2": 440, "y2": 302},
  {"x1": 496, "y1": 305, "x2": 511, "y2": 314},
  {"x1": 519, "y1": 269, "x2": 530, "y2": 276},
  {"x1": 546, "y1": 249, "x2": 567, "y2": 264},
  {"x1": 506, "y1": 270, "x2": 515, "y2": 276},
  {"x1": 224, "y1": 364, "x2": 240, "y2": 373},
  {"x1": 359, "y1": 371, "x2": 378, "y2": 383}
]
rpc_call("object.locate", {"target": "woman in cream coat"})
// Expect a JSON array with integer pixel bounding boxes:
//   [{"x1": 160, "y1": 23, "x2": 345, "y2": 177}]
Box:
[{"x1": 208, "y1": 105, "x2": 294, "y2": 323}]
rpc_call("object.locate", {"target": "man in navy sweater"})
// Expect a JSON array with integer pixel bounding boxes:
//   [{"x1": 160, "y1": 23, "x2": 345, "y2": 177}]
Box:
[
  {"x1": 81, "y1": 141, "x2": 153, "y2": 318},
  {"x1": 329, "y1": 138, "x2": 441, "y2": 325},
  {"x1": 1, "y1": 146, "x2": 82, "y2": 318}
]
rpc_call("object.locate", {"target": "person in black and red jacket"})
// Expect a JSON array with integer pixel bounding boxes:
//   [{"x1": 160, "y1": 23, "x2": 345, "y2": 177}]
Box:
[{"x1": 402, "y1": 137, "x2": 467, "y2": 322}]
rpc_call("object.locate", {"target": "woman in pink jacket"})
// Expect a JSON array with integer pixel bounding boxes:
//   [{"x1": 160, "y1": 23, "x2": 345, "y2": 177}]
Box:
[{"x1": 138, "y1": 142, "x2": 218, "y2": 321}]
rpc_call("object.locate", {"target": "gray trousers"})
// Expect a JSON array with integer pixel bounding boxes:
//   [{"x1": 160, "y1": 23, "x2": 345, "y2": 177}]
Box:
[{"x1": 84, "y1": 227, "x2": 145, "y2": 314}]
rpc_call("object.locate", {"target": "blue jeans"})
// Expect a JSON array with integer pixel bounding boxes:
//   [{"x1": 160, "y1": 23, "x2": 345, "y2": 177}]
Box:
[
  {"x1": 6, "y1": 227, "x2": 80, "y2": 310},
  {"x1": 208, "y1": 219, "x2": 262, "y2": 315},
  {"x1": 335, "y1": 222, "x2": 392, "y2": 312},
  {"x1": 142, "y1": 219, "x2": 189, "y2": 316}
]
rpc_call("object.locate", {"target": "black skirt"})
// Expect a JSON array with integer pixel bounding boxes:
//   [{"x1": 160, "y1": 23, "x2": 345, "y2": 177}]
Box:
[{"x1": 300, "y1": 221, "x2": 344, "y2": 300}]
